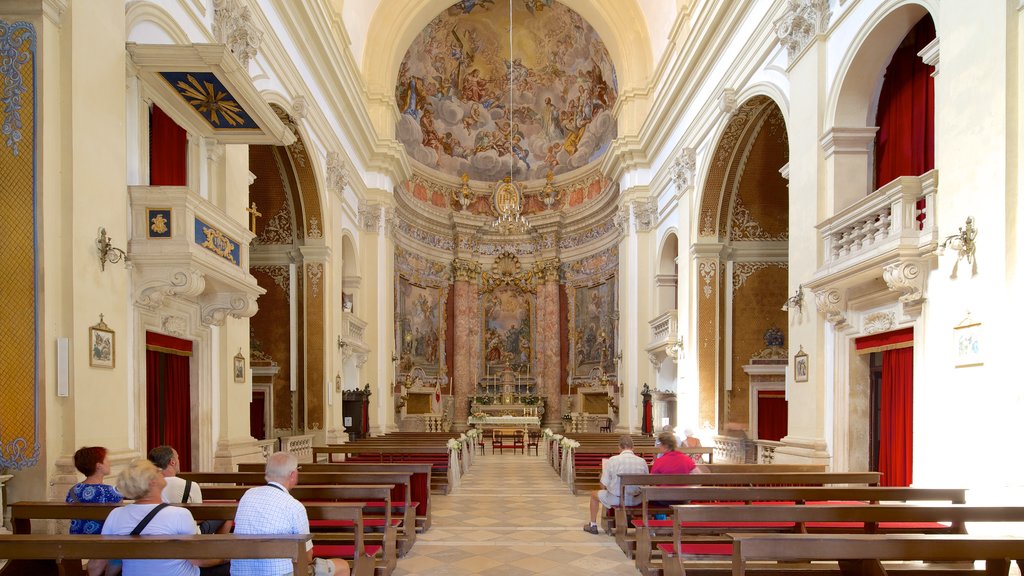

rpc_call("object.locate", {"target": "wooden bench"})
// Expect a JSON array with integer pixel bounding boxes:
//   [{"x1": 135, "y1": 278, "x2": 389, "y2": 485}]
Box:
[
  {"x1": 662, "y1": 504, "x2": 1024, "y2": 576},
  {"x1": 631, "y1": 486, "x2": 966, "y2": 576},
  {"x1": 6, "y1": 501, "x2": 377, "y2": 576},
  {"x1": 612, "y1": 472, "x2": 882, "y2": 551},
  {"x1": 311, "y1": 445, "x2": 451, "y2": 494},
  {"x1": 728, "y1": 533, "x2": 1024, "y2": 576},
  {"x1": 572, "y1": 446, "x2": 715, "y2": 494},
  {"x1": 238, "y1": 461, "x2": 435, "y2": 532},
  {"x1": 180, "y1": 471, "x2": 416, "y2": 561},
  {"x1": 0, "y1": 534, "x2": 312, "y2": 576}
]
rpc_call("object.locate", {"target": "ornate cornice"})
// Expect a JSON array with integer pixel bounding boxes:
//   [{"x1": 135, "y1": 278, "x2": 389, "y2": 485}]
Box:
[
  {"x1": 774, "y1": 0, "x2": 831, "y2": 63},
  {"x1": 200, "y1": 293, "x2": 259, "y2": 325},
  {"x1": 533, "y1": 258, "x2": 561, "y2": 283},
  {"x1": 883, "y1": 260, "x2": 926, "y2": 315},
  {"x1": 451, "y1": 258, "x2": 481, "y2": 283},
  {"x1": 136, "y1": 270, "x2": 207, "y2": 310},
  {"x1": 632, "y1": 198, "x2": 658, "y2": 232}
]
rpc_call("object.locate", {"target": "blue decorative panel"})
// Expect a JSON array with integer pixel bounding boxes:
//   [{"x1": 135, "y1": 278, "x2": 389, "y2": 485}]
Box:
[
  {"x1": 159, "y1": 71, "x2": 259, "y2": 130},
  {"x1": 147, "y1": 208, "x2": 172, "y2": 238},
  {"x1": 194, "y1": 218, "x2": 240, "y2": 265}
]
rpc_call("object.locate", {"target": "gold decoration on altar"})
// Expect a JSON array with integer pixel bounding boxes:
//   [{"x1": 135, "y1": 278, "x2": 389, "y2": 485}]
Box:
[{"x1": 481, "y1": 252, "x2": 535, "y2": 293}]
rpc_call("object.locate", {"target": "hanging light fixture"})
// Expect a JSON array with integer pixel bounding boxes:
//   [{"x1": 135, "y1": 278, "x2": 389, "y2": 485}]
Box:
[{"x1": 491, "y1": 0, "x2": 530, "y2": 234}]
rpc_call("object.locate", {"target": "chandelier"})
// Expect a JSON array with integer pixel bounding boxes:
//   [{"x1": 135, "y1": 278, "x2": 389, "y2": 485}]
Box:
[{"x1": 490, "y1": 0, "x2": 530, "y2": 235}]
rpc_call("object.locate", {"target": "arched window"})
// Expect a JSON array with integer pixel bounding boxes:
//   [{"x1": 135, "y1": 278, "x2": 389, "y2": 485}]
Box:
[{"x1": 874, "y1": 15, "x2": 936, "y2": 188}]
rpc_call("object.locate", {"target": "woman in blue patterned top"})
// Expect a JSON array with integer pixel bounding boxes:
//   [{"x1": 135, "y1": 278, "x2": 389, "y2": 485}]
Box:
[{"x1": 66, "y1": 446, "x2": 123, "y2": 534}]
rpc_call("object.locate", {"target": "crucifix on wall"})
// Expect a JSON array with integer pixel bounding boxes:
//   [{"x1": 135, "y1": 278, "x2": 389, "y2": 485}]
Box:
[{"x1": 245, "y1": 202, "x2": 262, "y2": 233}]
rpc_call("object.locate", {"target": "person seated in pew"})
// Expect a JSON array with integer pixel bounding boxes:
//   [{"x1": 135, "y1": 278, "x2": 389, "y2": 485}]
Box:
[
  {"x1": 584, "y1": 435, "x2": 649, "y2": 535},
  {"x1": 67, "y1": 446, "x2": 123, "y2": 535},
  {"x1": 682, "y1": 427, "x2": 705, "y2": 463},
  {"x1": 651, "y1": 431, "x2": 698, "y2": 475},
  {"x1": 148, "y1": 445, "x2": 231, "y2": 539},
  {"x1": 88, "y1": 459, "x2": 223, "y2": 576},
  {"x1": 232, "y1": 452, "x2": 350, "y2": 576}
]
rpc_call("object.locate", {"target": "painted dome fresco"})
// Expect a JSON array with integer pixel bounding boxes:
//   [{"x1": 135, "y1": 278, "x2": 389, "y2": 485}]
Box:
[{"x1": 395, "y1": 0, "x2": 618, "y2": 182}]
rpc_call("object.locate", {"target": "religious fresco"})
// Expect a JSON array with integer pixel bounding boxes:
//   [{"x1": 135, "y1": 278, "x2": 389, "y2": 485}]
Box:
[
  {"x1": 395, "y1": 0, "x2": 618, "y2": 182},
  {"x1": 397, "y1": 277, "x2": 445, "y2": 377},
  {"x1": 571, "y1": 278, "x2": 617, "y2": 374},
  {"x1": 482, "y1": 286, "x2": 534, "y2": 375}
]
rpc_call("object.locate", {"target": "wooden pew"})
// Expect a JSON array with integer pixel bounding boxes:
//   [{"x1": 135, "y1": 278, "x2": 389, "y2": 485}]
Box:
[
  {"x1": 662, "y1": 504, "x2": 1024, "y2": 576},
  {"x1": 5, "y1": 501, "x2": 377, "y2": 576},
  {"x1": 180, "y1": 471, "x2": 417, "y2": 559},
  {"x1": 697, "y1": 464, "x2": 826, "y2": 473},
  {"x1": 0, "y1": 534, "x2": 311, "y2": 576},
  {"x1": 728, "y1": 533, "x2": 1024, "y2": 576},
  {"x1": 238, "y1": 461, "x2": 435, "y2": 532},
  {"x1": 571, "y1": 446, "x2": 715, "y2": 494},
  {"x1": 611, "y1": 471, "x2": 882, "y2": 552},
  {"x1": 311, "y1": 445, "x2": 451, "y2": 495},
  {"x1": 631, "y1": 486, "x2": 967, "y2": 576}
]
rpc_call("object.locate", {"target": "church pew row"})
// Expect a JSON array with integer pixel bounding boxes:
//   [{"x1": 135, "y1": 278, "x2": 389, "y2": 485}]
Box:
[
  {"x1": 312, "y1": 445, "x2": 452, "y2": 495},
  {"x1": 628, "y1": 486, "x2": 966, "y2": 576},
  {"x1": 727, "y1": 533, "x2": 1024, "y2": 576},
  {"x1": 609, "y1": 472, "x2": 882, "y2": 553},
  {"x1": 238, "y1": 461, "x2": 434, "y2": 532},
  {"x1": 570, "y1": 445, "x2": 714, "y2": 493},
  {"x1": 0, "y1": 534, "x2": 315, "y2": 576},
  {"x1": 4, "y1": 501, "x2": 377, "y2": 576},
  {"x1": 661, "y1": 504, "x2": 1024, "y2": 576},
  {"x1": 179, "y1": 471, "x2": 417, "y2": 560}
]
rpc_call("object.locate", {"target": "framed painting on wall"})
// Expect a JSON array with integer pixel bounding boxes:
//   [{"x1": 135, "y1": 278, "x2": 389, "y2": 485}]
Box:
[
  {"x1": 793, "y1": 346, "x2": 808, "y2": 383},
  {"x1": 953, "y1": 317, "x2": 982, "y2": 368},
  {"x1": 396, "y1": 277, "x2": 443, "y2": 376},
  {"x1": 89, "y1": 316, "x2": 115, "y2": 368}
]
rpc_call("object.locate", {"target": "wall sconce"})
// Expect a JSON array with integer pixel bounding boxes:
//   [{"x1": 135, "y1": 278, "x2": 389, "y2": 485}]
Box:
[
  {"x1": 939, "y1": 216, "x2": 978, "y2": 276},
  {"x1": 96, "y1": 227, "x2": 127, "y2": 270},
  {"x1": 781, "y1": 285, "x2": 804, "y2": 313},
  {"x1": 337, "y1": 336, "x2": 347, "y2": 350}
]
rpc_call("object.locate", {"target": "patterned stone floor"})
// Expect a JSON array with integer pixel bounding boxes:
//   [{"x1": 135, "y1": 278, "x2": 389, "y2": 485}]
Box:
[{"x1": 393, "y1": 447, "x2": 637, "y2": 575}]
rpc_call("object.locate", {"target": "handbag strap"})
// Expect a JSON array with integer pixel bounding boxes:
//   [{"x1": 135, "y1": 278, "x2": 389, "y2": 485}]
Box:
[
  {"x1": 181, "y1": 479, "x2": 192, "y2": 503},
  {"x1": 130, "y1": 503, "x2": 169, "y2": 536}
]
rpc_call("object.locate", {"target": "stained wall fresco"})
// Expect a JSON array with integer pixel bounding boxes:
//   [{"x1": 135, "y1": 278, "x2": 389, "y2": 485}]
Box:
[{"x1": 395, "y1": 0, "x2": 617, "y2": 182}]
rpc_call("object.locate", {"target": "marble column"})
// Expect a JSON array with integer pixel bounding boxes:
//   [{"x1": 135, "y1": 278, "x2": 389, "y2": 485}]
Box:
[
  {"x1": 534, "y1": 259, "x2": 562, "y2": 428},
  {"x1": 452, "y1": 259, "x2": 481, "y2": 425}
]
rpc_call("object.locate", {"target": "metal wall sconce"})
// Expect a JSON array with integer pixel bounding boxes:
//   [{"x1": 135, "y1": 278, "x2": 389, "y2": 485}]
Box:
[
  {"x1": 96, "y1": 227, "x2": 127, "y2": 270},
  {"x1": 337, "y1": 336, "x2": 347, "y2": 350},
  {"x1": 781, "y1": 285, "x2": 805, "y2": 313},
  {"x1": 939, "y1": 216, "x2": 978, "y2": 276}
]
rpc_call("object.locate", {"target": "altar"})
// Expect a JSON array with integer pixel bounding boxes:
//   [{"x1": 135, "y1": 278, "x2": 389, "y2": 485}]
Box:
[
  {"x1": 466, "y1": 415, "x2": 541, "y2": 429},
  {"x1": 470, "y1": 362, "x2": 545, "y2": 420}
]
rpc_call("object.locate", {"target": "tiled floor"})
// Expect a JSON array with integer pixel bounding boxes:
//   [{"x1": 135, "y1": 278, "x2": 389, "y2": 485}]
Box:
[{"x1": 394, "y1": 447, "x2": 638, "y2": 575}]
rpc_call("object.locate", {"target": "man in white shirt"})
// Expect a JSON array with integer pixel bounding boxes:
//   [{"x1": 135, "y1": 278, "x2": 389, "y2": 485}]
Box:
[
  {"x1": 148, "y1": 445, "x2": 201, "y2": 504},
  {"x1": 232, "y1": 452, "x2": 349, "y2": 576},
  {"x1": 584, "y1": 435, "x2": 648, "y2": 534}
]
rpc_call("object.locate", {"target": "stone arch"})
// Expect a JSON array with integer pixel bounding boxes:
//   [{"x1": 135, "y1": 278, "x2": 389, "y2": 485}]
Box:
[
  {"x1": 828, "y1": 1, "x2": 937, "y2": 128},
  {"x1": 656, "y1": 230, "x2": 679, "y2": 315},
  {"x1": 126, "y1": 2, "x2": 191, "y2": 44}
]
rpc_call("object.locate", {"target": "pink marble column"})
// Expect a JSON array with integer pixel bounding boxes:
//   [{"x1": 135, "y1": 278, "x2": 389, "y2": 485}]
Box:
[
  {"x1": 535, "y1": 260, "x2": 562, "y2": 428},
  {"x1": 451, "y1": 260, "x2": 481, "y2": 425}
]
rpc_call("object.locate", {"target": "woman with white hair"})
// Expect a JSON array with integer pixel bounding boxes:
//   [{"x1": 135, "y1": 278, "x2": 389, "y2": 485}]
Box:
[
  {"x1": 88, "y1": 459, "x2": 220, "y2": 576},
  {"x1": 682, "y1": 427, "x2": 705, "y2": 463}
]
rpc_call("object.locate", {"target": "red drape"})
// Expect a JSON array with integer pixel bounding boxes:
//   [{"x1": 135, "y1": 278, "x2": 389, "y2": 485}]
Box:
[
  {"x1": 642, "y1": 397, "x2": 653, "y2": 435},
  {"x1": 361, "y1": 397, "x2": 370, "y2": 438},
  {"x1": 878, "y1": 346, "x2": 913, "y2": 486},
  {"x1": 250, "y1": 390, "x2": 266, "y2": 440},
  {"x1": 146, "y1": 332, "x2": 192, "y2": 471},
  {"x1": 756, "y1": 391, "x2": 788, "y2": 442},
  {"x1": 874, "y1": 16, "x2": 936, "y2": 188},
  {"x1": 150, "y1": 105, "x2": 187, "y2": 186}
]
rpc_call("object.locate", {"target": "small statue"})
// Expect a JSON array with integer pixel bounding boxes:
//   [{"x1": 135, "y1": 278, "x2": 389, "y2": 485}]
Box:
[
  {"x1": 363, "y1": 383, "x2": 372, "y2": 397},
  {"x1": 641, "y1": 382, "x2": 651, "y2": 395}
]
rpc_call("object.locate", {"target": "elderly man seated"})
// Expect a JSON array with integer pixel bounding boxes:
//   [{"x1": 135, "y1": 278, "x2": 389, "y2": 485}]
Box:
[{"x1": 583, "y1": 435, "x2": 648, "y2": 534}]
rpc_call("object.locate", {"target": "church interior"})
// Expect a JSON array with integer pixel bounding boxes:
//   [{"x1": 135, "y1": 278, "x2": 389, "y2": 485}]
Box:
[{"x1": 2, "y1": 0, "x2": 1024, "y2": 573}]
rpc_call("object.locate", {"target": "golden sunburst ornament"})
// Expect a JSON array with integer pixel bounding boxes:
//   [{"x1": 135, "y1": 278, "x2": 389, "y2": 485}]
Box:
[{"x1": 174, "y1": 74, "x2": 246, "y2": 127}]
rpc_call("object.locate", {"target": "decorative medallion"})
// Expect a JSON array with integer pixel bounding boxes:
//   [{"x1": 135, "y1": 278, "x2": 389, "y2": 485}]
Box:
[
  {"x1": 159, "y1": 72, "x2": 259, "y2": 130},
  {"x1": 194, "y1": 218, "x2": 240, "y2": 264},
  {"x1": 147, "y1": 208, "x2": 172, "y2": 238}
]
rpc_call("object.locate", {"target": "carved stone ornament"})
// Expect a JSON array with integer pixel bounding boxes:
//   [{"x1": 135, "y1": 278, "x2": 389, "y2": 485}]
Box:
[
  {"x1": 136, "y1": 270, "x2": 206, "y2": 310},
  {"x1": 326, "y1": 151, "x2": 350, "y2": 193},
  {"x1": 291, "y1": 96, "x2": 308, "y2": 121},
  {"x1": 200, "y1": 293, "x2": 259, "y2": 326},
  {"x1": 307, "y1": 263, "x2": 322, "y2": 298},
  {"x1": 863, "y1": 311, "x2": 896, "y2": 335},
  {"x1": 355, "y1": 353, "x2": 368, "y2": 368},
  {"x1": 359, "y1": 202, "x2": 383, "y2": 233},
  {"x1": 883, "y1": 260, "x2": 926, "y2": 313},
  {"x1": 533, "y1": 258, "x2": 561, "y2": 283},
  {"x1": 451, "y1": 258, "x2": 481, "y2": 282},
  {"x1": 632, "y1": 198, "x2": 658, "y2": 232},
  {"x1": 161, "y1": 315, "x2": 188, "y2": 337},
  {"x1": 212, "y1": 0, "x2": 263, "y2": 68},
  {"x1": 774, "y1": 0, "x2": 832, "y2": 62},
  {"x1": 699, "y1": 261, "x2": 717, "y2": 299},
  {"x1": 648, "y1": 352, "x2": 663, "y2": 372},
  {"x1": 719, "y1": 88, "x2": 738, "y2": 115},
  {"x1": 814, "y1": 288, "x2": 847, "y2": 328},
  {"x1": 670, "y1": 148, "x2": 696, "y2": 192}
]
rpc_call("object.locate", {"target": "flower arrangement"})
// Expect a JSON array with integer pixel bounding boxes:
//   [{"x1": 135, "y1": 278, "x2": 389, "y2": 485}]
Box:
[
  {"x1": 471, "y1": 411, "x2": 489, "y2": 419},
  {"x1": 560, "y1": 438, "x2": 580, "y2": 449},
  {"x1": 446, "y1": 438, "x2": 461, "y2": 450},
  {"x1": 552, "y1": 434, "x2": 563, "y2": 442},
  {"x1": 561, "y1": 413, "x2": 572, "y2": 422},
  {"x1": 521, "y1": 395, "x2": 542, "y2": 405}
]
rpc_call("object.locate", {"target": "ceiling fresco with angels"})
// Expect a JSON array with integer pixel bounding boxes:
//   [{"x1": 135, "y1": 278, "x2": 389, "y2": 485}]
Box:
[{"x1": 395, "y1": 0, "x2": 618, "y2": 183}]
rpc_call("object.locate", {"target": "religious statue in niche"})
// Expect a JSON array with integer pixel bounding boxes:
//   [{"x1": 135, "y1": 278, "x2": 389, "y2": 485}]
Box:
[
  {"x1": 396, "y1": 277, "x2": 443, "y2": 375},
  {"x1": 573, "y1": 278, "x2": 616, "y2": 373},
  {"x1": 482, "y1": 286, "x2": 534, "y2": 375}
]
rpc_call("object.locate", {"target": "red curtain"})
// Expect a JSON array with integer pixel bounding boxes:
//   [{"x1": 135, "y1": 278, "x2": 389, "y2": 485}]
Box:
[
  {"x1": 757, "y1": 391, "x2": 788, "y2": 442},
  {"x1": 250, "y1": 391, "x2": 266, "y2": 440},
  {"x1": 150, "y1": 105, "x2": 187, "y2": 186},
  {"x1": 361, "y1": 397, "x2": 370, "y2": 438},
  {"x1": 146, "y1": 332, "x2": 193, "y2": 471},
  {"x1": 878, "y1": 346, "x2": 914, "y2": 486},
  {"x1": 874, "y1": 16, "x2": 936, "y2": 188}
]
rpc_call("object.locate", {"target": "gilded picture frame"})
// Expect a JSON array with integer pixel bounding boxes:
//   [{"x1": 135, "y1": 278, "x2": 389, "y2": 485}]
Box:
[
  {"x1": 233, "y1": 351, "x2": 246, "y2": 383},
  {"x1": 793, "y1": 346, "x2": 809, "y2": 383},
  {"x1": 89, "y1": 316, "x2": 115, "y2": 368}
]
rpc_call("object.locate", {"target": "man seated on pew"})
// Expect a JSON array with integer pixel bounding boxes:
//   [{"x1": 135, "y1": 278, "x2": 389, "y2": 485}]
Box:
[
  {"x1": 232, "y1": 452, "x2": 350, "y2": 576},
  {"x1": 584, "y1": 435, "x2": 648, "y2": 535},
  {"x1": 148, "y1": 445, "x2": 229, "y2": 538}
]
